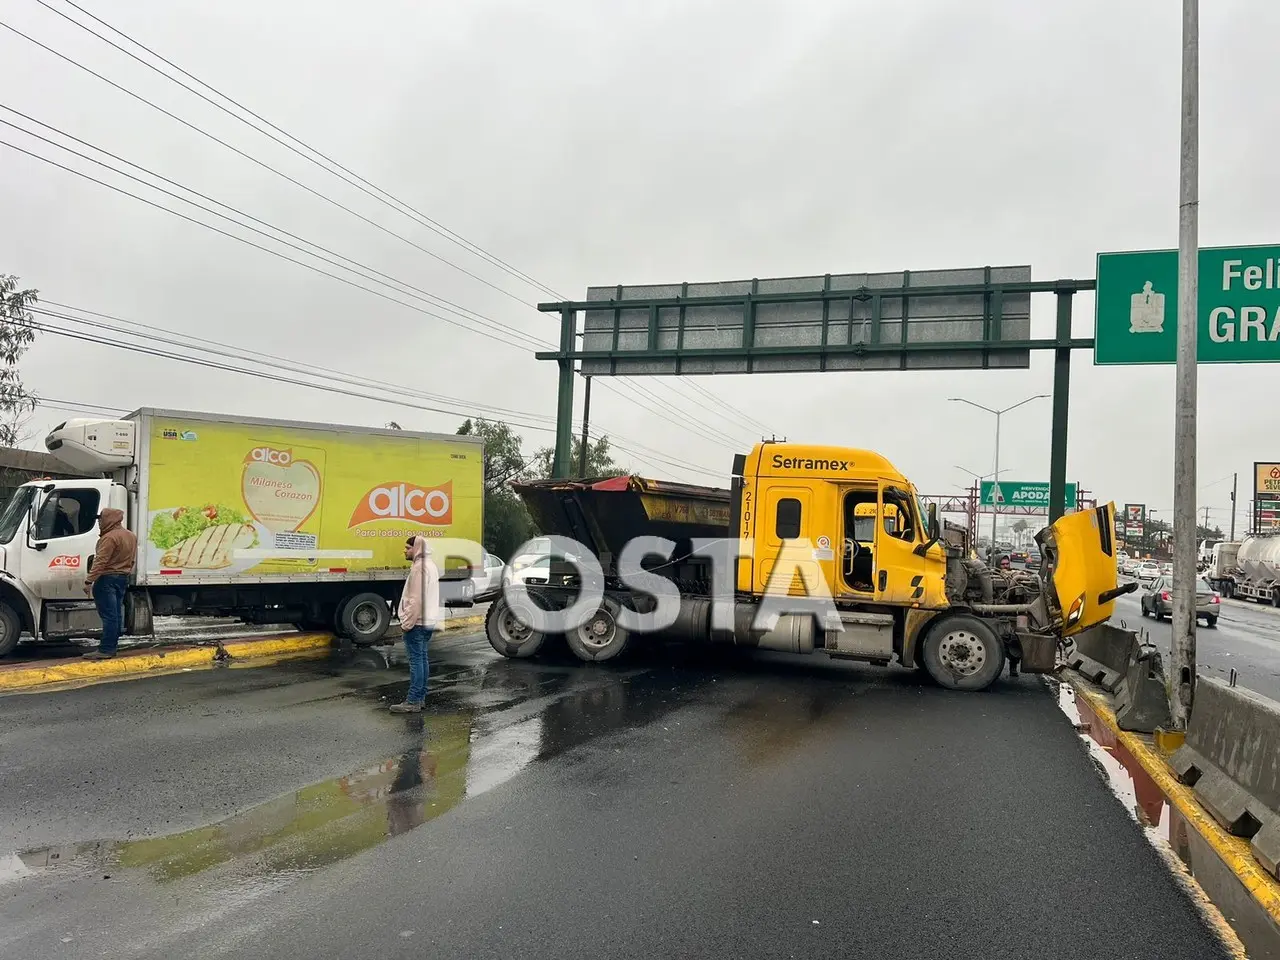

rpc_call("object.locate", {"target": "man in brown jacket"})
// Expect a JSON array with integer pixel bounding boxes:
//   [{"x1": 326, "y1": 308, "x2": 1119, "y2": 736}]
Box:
[{"x1": 82, "y1": 507, "x2": 137, "y2": 660}]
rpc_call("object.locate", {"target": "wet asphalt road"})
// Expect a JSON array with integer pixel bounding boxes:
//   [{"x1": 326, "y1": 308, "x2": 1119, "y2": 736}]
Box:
[
  {"x1": 1111, "y1": 583, "x2": 1280, "y2": 701},
  {"x1": 0, "y1": 632, "x2": 1231, "y2": 959}
]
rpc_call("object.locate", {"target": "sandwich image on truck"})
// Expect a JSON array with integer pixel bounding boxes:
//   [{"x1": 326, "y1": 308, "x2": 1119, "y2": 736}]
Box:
[{"x1": 0, "y1": 409, "x2": 484, "y2": 656}]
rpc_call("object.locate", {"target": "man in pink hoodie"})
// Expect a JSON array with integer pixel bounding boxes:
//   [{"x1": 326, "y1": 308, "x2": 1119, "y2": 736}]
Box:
[{"x1": 390, "y1": 535, "x2": 441, "y2": 713}]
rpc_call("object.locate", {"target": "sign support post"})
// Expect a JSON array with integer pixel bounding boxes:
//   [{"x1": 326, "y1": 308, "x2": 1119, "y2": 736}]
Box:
[
  {"x1": 1171, "y1": 0, "x2": 1199, "y2": 729},
  {"x1": 1049, "y1": 288, "x2": 1073, "y2": 523}
]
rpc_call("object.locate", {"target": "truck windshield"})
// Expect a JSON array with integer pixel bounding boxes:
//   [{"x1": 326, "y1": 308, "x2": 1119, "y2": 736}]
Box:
[{"x1": 0, "y1": 486, "x2": 36, "y2": 544}]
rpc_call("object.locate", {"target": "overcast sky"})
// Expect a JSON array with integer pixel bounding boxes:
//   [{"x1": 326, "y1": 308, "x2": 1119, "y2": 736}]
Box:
[{"x1": 1, "y1": 0, "x2": 1275, "y2": 532}]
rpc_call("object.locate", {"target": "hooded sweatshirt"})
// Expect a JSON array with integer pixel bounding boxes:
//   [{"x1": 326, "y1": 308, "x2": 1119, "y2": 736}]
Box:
[
  {"x1": 398, "y1": 536, "x2": 441, "y2": 630},
  {"x1": 86, "y1": 508, "x2": 137, "y2": 585}
]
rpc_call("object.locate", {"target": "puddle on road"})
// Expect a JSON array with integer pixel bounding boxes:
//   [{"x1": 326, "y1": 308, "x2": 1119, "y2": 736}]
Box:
[
  {"x1": 1, "y1": 653, "x2": 704, "y2": 903},
  {"x1": 1056, "y1": 681, "x2": 1280, "y2": 958}
]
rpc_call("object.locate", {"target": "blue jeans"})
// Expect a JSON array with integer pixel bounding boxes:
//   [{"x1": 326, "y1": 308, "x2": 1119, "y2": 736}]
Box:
[
  {"x1": 92, "y1": 574, "x2": 129, "y2": 654},
  {"x1": 403, "y1": 625, "x2": 433, "y2": 704}
]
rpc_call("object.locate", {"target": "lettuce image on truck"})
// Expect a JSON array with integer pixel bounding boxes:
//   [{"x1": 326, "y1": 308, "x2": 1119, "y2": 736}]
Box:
[{"x1": 0, "y1": 409, "x2": 484, "y2": 656}]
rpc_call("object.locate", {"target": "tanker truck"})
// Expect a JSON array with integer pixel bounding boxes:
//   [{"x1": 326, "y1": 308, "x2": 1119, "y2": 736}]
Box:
[
  {"x1": 1206, "y1": 536, "x2": 1280, "y2": 605},
  {"x1": 483, "y1": 441, "x2": 1128, "y2": 693}
]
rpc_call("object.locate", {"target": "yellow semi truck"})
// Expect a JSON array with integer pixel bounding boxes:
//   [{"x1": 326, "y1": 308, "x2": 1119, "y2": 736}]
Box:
[{"x1": 488, "y1": 441, "x2": 1128, "y2": 692}]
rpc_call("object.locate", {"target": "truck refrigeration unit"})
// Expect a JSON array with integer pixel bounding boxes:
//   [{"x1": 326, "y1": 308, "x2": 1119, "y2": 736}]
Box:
[{"x1": 0, "y1": 409, "x2": 484, "y2": 656}]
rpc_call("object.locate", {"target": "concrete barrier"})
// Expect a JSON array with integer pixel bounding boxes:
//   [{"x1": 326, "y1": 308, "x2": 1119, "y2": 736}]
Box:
[
  {"x1": 1171, "y1": 677, "x2": 1280, "y2": 877},
  {"x1": 1113, "y1": 643, "x2": 1172, "y2": 733},
  {"x1": 1067, "y1": 623, "x2": 1134, "y2": 693}
]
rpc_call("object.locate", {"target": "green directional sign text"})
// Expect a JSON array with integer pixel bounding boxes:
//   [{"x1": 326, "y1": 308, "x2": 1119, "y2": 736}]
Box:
[
  {"x1": 1094, "y1": 243, "x2": 1280, "y2": 365},
  {"x1": 979, "y1": 480, "x2": 1078, "y2": 511}
]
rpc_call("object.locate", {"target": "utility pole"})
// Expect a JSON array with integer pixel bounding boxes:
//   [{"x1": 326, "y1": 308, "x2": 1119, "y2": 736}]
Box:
[
  {"x1": 578, "y1": 376, "x2": 592, "y2": 478},
  {"x1": 949, "y1": 394, "x2": 1047, "y2": 564},
  {"x1": 1170, "y1": 0, "x2": 1199, "y2": 730},
  {"x1": 1202, "y1": 505, "x2": 1210, "y2": 531},
  {"x1": 1230, "y1": 472, "x2": 1237, "y2": 541}
]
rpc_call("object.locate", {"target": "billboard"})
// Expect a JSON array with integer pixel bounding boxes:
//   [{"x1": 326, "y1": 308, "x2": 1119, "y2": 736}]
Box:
[
  {"x1": 579, "y1": 265, "x2": 1033, "y2": 377},
  {"x1": 1123, "y1": 502, "x2": 1146, "y2": 540},
  {"x1": 142, "y1": 417, "x2": 483, "y2": 579},
  {"x1": 1255, "y1": 463, "x2": 1280, "y2": 499}
]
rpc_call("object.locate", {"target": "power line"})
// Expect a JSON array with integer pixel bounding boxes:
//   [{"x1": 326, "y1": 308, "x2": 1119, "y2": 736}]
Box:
[
  {"x1": 25, "y1": 305, "x2": 729, "y2": 479},
  {"x1": 17, "y1": 4, "x2": 773, "y2": 440},
  {"x1": 5, "y1": 12, "x2": 769, "y2": 446},
  {"x1": 0, "y1": 136, "x2": 550, "y2": 352},
  {"x1": 32, "y1": 304, "x2": 550, "y2": 424},
  {"x1": 40, "y1": 0, "x2": 563, "y2": 301},
  {"x1": 0, "y1": 16, "x2": 538, "y2": 309},
  {"x1": 0, "y1": 111, "x2": 552, "y2": 351}
]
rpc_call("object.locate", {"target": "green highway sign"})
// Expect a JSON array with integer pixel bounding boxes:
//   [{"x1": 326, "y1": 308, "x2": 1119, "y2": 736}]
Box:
[
  {"x1": 1095, "y1": 243, "x2": 1280, "y2": 365},
  {"x1": 979, "y1": 480, "x2": 1078, "y2": 511}
]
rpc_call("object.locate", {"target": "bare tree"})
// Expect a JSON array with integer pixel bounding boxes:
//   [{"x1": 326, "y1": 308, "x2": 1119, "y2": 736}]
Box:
[{"x1": 0, "y1": 276, "x2": 38, "y2": 447}]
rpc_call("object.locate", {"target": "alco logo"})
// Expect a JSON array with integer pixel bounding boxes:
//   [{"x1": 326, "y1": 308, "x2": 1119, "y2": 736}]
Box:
[
  {"x1": 49, "y1": 555, "x2": 81, "y2": 569},
  {"x1": 348, "y1": 481, "x2": 453, "y2": 527},
  {"x1": 246, "y1": 446, "x2": 293, "y2": 465}
]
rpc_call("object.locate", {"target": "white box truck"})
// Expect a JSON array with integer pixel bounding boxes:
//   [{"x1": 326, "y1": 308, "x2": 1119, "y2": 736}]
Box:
[{"x1": 0, "y1": 409, "x2": 484, "y2": 656}]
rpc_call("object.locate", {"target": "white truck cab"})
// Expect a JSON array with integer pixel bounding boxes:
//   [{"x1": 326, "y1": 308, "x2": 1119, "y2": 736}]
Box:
[{"x1": 0, "y1": 419, "x2": 140, "y2": 654}]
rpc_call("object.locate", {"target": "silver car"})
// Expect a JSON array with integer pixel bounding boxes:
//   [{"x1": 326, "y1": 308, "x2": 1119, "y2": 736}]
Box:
[{"x1": 1140, "y1": 576, "x2": 1220, "y2": 627}]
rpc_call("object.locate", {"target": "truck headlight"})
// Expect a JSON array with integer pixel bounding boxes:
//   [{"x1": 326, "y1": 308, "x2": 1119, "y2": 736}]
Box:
[{"x1": 1066, "y1": 593, "x2": 1085, "y2": 625}]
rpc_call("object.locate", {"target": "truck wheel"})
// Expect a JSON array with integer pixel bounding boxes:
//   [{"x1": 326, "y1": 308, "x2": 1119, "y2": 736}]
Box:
[
  {"x1": 485, "y1": 595, "x2": 546, "y2": 659},
  {"x1": 0, "y1": 602, "x2": 20, "y2": 657},
  {"x1": 566, "y1": 599, "x2": 630, "y2": 663},
  {"x1": 337, "y1": 593, "x2": 391, "y2": 645},
  {"x1": 921, "y1": 615, "x2": 1005, "y2": 692}
]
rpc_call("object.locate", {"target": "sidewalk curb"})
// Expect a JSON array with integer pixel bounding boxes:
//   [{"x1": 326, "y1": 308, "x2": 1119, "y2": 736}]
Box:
[
  {"x1": 1069, "y1": 677, "x2": 1280, "y2": 931},
  {"x1": 0, "y1": 615, "x2": 487, "y2": 693}
]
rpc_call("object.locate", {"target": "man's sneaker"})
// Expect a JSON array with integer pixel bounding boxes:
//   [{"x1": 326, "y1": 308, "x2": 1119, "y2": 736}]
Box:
[
  {"x1": 82, "y1": 651, "x2": 116, "y2": 660},
  {"x1": 389, "y1": 701, "x2": 423, "y2": 713}
]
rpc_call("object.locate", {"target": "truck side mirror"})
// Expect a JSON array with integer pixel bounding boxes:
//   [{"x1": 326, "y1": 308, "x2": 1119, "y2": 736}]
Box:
[{"x1": 914, "y1": 502, "x2": 942, "y2": 557}]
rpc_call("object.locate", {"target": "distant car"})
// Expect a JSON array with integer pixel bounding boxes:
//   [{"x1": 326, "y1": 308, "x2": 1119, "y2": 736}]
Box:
[
  {"x1": 1136, "y1": 560, "x2": 1162, "y2": 583},
  {"x1": 470, "y1": 551, "x2": 505, "y2": 599},
  {"x1": 1161, "y1": 562, "x2": 1174, "y2": 577},
  {"x1": 1117, "y1": 551, "x2": 1130, "y2": 566},
  {"x1": 1140, "y1": 575, "x2": 1220, "y2": 626},
  {"x1": 1009, "y1": 550, "x2": 1029, "y2": 566},
  {"x1": 1121, "y1": 557, "x2": 1141, "y2": 576},
  {"x1": 504, "y1": 555, "x2": 551, "y2": 586}
]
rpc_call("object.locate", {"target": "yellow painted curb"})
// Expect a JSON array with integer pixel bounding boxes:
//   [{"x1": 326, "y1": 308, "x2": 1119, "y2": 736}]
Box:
[
  {"x1": 0, "y1": 614, "x2": 487, "y2": 694},
  {"x1": 1072, "y1": 680, "x2": 1280, "y2": 929}
]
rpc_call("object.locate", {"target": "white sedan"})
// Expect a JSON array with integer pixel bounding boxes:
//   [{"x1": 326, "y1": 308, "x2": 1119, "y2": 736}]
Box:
[{"x1": 1136, "y1": 560, "x2": 1162, "y2": 583}]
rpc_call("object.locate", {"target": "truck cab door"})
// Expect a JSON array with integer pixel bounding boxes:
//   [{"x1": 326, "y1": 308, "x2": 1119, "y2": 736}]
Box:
[
  {"x1": 26, "y1": 484, "x2": 110, "y2": 600},
  {"x1": 873, "y1": 481, "x2": 929, "y2": 606}
]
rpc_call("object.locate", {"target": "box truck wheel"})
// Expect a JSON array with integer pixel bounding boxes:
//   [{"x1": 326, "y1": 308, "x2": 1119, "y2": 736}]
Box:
[
  {"x1": 337, "y1": 593, "x2": 391, "y2": 645},
  {"x1": 920, "y1": 614, "x2": 1005, "y2": 692},
  {"x1": 566, "y1": 599, "x2": 630, "y2": 663},
  {"x1": 0, "y1": 601, "x2": 20, "y2": 657},
  {"x1": 485, "y1": 595, "x2": 547, "y2": 659}
]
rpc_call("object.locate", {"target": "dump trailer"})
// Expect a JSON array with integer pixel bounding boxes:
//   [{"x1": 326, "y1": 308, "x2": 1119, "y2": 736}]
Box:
[
  {"x1": 0, "y1": 408, "x2": 484, "y2": 656},
  {"x1": 485, "y1": 442, "x2": 1126, "y2": 692}
]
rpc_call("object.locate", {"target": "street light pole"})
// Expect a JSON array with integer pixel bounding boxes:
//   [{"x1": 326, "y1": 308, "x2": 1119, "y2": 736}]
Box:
[
  {"x1": 949, "y1": 395, "x2": 1049, "y2": 562},
  {"x1": 1171, "y1": 0, "x2": 1199, "y2": 729}
]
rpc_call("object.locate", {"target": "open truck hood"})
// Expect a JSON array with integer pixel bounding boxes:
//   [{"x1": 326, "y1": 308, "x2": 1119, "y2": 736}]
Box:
[{"x1": 1037, "y1": 502, "x2": 1124, "y2": 637}]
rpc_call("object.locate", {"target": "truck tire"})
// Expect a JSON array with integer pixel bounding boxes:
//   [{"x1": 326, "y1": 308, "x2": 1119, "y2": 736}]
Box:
[
  {"x1": 0, "y1": 602, "x2": 20, "y2": 657},
  {"x1": 566, "y1": 599, "x2": 630, "y2": 663},
  {"x1": 920, "y1": 614, "x2": 1006, "y2": 692},
  {"x1": 485, "y1": 595, "x2": 547, "y2": 659},
  {"x1": 337, "y1": 592, "x2": 391, "y2": 645}
]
